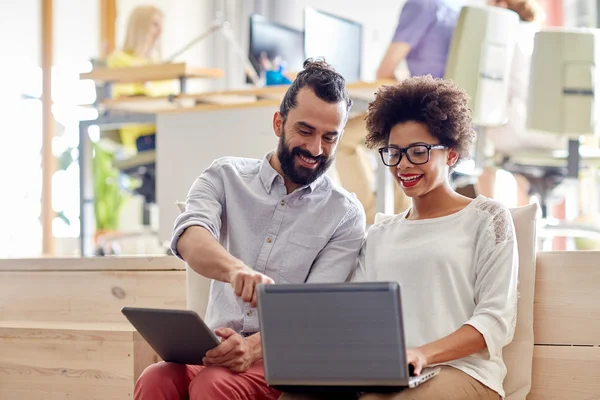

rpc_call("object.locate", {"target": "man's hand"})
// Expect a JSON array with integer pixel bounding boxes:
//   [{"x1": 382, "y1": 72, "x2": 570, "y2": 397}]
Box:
[
  {"x1": 407, "y1": 348, "x2": 429, "y2": 376},
  {"x1": 202, "y1": 328, "x2": 261, "y2": 373},
  {"x1": 229, "y1": 266, "x2": 274, "y2": 308}
]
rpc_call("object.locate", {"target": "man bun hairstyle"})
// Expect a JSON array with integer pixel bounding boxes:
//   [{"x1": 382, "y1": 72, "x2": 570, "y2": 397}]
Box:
[{"x1": 279, "y1": 58, "x2": 353, "y2": 121}]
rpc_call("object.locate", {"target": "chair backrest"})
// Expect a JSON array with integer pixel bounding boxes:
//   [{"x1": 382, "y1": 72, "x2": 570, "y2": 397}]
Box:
[
  {"x1": 503, "y1": 203, "x2": 538, "y2": 399},
  {"x1": 187, "y1": 266, "x2": 211, "y2": 318},
  {"x1": 527, "y1": 27, "x2": 600, "y2": 138},
  {"x1": 444, "y1": 5, "x2": 519, "y2": 128},
  {"x1": 374, "y1": 202, "x2": 539, "y2": 399}
]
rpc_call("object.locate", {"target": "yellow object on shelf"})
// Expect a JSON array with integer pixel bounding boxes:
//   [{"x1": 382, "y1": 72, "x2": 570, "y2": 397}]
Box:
[{"x1": 105, "y1": 51, "x2": 175, "y2": 150}]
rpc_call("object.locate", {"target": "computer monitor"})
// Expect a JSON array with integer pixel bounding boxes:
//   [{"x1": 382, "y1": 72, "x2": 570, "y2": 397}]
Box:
[
  {"x1": 248, "y1": 14, "x2": 305, "y2": 82},
  {"x1": 303, "y1": 8, "x2": 362, "y2": 83}
]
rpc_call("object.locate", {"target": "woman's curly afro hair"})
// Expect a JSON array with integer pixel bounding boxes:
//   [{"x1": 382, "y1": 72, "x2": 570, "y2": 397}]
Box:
[{"x1": 365, "y1": 75, "x2": 475, "y2": 163}]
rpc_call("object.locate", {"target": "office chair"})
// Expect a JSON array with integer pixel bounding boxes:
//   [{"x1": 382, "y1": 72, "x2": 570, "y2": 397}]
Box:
[
  {"x1": 443, "y1": 5, "x2": 520, "y2": 190},
  {"x1": 501, "y1": 28, "x2": 600, "y2": 216}
]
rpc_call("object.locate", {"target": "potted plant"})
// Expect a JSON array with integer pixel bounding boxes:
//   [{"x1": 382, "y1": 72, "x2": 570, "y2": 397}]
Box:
[{"x1": 92, "y1": 142, "x2": 126, "y2": 249}]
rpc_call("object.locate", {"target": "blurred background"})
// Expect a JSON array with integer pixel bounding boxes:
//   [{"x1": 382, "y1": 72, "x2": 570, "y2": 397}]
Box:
[{"x1": 0, "y1": 0, "x2": 598, "y2": 259}]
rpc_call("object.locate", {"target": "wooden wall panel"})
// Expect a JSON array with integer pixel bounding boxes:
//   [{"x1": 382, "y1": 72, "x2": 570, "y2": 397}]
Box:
[
  {"x1": 534, "y1": 252, "x2": 600, "y2": 346},
  {"x1": 0, "y1": 324, "x2": 159, "y2": 399},
  {"x1": 0, "y1": 270, "x2": 186, "y2": 324},
  {"x1": 529, "y1": 345, "x2": 600, "y2": 399}
]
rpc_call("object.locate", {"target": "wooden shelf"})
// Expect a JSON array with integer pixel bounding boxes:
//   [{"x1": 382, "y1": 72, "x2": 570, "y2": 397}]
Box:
[
  {"x1": 113, "y1": 150, "x2": 156, "y2": 171},
  {"x1": 80, "y1": 62, "x2": 224, "y2": 83}
]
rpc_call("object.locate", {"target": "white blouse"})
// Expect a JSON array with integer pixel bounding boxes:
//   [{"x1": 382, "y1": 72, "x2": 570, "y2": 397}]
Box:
[{"x1": 353, "y1": 196, "x2": 519, "y2": 398}]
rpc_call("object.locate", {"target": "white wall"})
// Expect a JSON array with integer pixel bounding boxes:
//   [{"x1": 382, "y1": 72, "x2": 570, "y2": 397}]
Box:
[
  {"x1": 0, "y1": 0, "x2": 41, "y2": 68},
  {"x1": 0, "y1": 1, "x2": 42, "y2": 258},
  {"x1": 55, "y1": 0, "x2": 99, "y2": 67}
]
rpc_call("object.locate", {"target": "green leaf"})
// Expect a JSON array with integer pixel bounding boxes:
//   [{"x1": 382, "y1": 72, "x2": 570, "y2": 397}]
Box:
[{"x1": 92, "y1": 143, "x2": 127, "y2": 231}]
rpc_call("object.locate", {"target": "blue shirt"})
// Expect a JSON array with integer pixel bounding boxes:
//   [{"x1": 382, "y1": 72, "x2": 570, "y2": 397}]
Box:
[
  {"x1": 393, "y1": 0, "x2": 462, "y2": 78},
  {"x1": 171, "y1": 153, "x2": 366, "y2": 335}
]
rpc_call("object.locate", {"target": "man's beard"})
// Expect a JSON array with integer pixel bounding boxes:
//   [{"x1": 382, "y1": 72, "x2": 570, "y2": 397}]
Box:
[{"x1": 277, "y1": 129, "x2": 333, "y2": 186}]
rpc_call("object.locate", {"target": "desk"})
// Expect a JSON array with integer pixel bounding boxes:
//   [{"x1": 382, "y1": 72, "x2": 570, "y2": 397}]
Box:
[
  {"x1": 97, "y1": 80, "x2": 388, "y2": 113},
  {"x1": 79, "y1": 81, "x2": 394, "y2": 255}
]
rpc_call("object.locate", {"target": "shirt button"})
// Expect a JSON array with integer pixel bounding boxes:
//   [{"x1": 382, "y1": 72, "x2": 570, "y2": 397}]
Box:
[
  {"x1": 247, "y1": 310, "x2": 253, "y2": 316},
  {"x1": 266, "y1": 237, "x2": 273, "y2": 243},
  {"x1": 280, "y1": 200, "x2": 285, "y2": 206}
]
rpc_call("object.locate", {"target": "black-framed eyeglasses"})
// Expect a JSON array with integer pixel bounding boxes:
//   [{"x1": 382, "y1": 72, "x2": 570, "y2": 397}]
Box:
[{"x1": 378, "y1": 144, "x2": 448, "y2": 166}]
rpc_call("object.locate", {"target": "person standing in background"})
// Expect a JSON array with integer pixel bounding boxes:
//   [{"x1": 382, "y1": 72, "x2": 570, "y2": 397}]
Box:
[
  {"x1": 376, "y1": 0, "x2": 463, "y2": 80},
  {"x1": 107, "y1": 5, "x2": 171, "y2": 154},
  {"x1": 337, "y1": 0, "x2": 462, "y2": 225}
]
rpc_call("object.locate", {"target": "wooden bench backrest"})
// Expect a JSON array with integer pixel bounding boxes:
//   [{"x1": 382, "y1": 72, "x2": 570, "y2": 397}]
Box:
[
  {"x1": 0, "y1": 256, "x2": 187, "y2": 324},
  {"x1": 528, "y1": 251, "x2": 600, "y2": 399}
]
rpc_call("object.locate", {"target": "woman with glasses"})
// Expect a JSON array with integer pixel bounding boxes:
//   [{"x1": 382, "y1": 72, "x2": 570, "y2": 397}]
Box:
[{"x1": 354, "y1": 76, "x2": 518, "y2": 400}]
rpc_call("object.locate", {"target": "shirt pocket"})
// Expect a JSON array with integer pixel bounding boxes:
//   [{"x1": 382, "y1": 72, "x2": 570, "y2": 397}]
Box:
[{"x1": 280, "y1": 232, "x2": 328, "y2": 283}]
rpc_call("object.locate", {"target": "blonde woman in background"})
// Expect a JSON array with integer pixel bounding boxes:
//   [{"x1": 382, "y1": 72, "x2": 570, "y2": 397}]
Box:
[
  {"x1": 476, "y1": 0, "x2": 546, "y2": 207},
  {"x1": 107, "y1": 5, "x2": 172, "y2": 154}
]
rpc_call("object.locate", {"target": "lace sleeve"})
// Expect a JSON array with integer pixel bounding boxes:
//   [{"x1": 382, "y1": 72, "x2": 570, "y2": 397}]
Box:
[
  {"x1": 465, "y1": 199, "x2": 519, "y2": 360},
  {"x1": 476, "y1": 200, "x2": 515, "y2": 245}
]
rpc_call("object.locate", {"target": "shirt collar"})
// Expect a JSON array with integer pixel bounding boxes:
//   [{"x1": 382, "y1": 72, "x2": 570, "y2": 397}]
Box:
[
  {"x1": 259, "y1": 152, "x2": 280, "y2": 193},
  {"x1": 259, "y1": 151, "x2": 323, "y2": 195}
]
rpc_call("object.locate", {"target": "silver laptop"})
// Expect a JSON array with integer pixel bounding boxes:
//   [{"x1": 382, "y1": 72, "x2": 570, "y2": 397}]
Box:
[{"x1": 257, "y1": 282, "x2": 440, "y2": 393}]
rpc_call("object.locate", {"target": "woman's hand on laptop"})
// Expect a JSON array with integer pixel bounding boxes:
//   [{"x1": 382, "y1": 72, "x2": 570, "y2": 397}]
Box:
[
  {"x1": 202, "y1": 328, "x2": 262, "y2": 372},
  {"x1": 407, "y1": 348, "x2": 429, "y2": 376},
  {"x1": 229, "y1": 265, "x2": 275, "y2": 308}
]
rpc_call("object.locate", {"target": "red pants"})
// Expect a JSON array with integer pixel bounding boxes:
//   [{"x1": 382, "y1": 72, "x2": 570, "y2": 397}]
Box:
[{"x1": 134, "y1": 361, "x2": 281, "y2": 400}]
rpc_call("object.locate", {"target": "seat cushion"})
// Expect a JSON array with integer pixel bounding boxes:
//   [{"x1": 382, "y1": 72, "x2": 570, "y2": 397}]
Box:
[
  {"x1": 187, "y1": 267, "x2": 211, "y2": 319},
  {"x1": 504, "y1": 202, "x2": 538, "y2": 399}
]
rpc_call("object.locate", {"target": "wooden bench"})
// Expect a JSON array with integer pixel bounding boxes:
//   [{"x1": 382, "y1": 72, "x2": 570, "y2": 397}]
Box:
[
  {"x1": 0, "y1": 256, "x2": 187, "y2": 324},
  {"x1": 186, "y1": 251, "x2": 600, "y2": 399},
  {"x1": 0, "y1": 256, "x2": 187, "y2": 399},
  {"x1": 2, "y1": 252, "x2": 599, "y2": 398},
  {"x1": 529, "y1": 251, "x2": 600, "y2": 399},
  {"x1": 0, "y1": 321, "x2": 158, "y2": 399}
]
